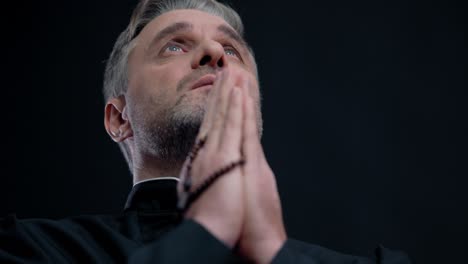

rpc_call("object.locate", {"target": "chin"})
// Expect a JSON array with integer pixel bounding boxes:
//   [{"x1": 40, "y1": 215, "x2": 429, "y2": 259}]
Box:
[{"x1": 172, "y1": 100, "x2": 206, "y2": 124}]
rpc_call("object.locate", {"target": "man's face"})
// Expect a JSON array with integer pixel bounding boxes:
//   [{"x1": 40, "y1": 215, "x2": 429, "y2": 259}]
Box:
[{"x1": 124, "y1": 9, "x2": 260, "y2": 163}]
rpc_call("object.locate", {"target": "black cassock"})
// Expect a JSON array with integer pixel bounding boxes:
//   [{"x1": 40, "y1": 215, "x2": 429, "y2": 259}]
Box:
[{"x1": 1, "y1": 179, "x2": 411, "y2": 263}]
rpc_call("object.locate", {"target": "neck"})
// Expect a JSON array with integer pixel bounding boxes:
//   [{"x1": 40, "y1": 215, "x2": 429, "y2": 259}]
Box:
[{"x1": 132, "y1": 154, "x2": 183, "y2": 185}]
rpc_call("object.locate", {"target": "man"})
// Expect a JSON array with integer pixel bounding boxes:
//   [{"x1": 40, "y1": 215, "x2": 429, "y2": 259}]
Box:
[{"x1": 1, "y1": 0, "x2": 411, "y2": 263}]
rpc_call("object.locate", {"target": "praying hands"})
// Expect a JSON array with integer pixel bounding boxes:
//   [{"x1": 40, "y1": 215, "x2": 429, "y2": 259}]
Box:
[{"x1": 178, "y1": 67, "x2": 287, "y2": 263}]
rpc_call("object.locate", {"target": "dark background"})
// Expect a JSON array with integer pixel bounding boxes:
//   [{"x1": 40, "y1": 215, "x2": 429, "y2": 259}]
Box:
[{"x1": 3, "y1": 0, "x2": 466, "y2": 263}]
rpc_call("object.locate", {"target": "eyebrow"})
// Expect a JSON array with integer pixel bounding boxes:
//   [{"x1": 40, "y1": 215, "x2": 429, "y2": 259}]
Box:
[
  {"x1": 149, "y1": 22, "x2": 193, "y2": 48},
  {"x1": 148, "y1": 21, "x2": 248, "y2": 52},
  {"x1": 217, "y1": 24, "x2": 248, "y2": 48}
]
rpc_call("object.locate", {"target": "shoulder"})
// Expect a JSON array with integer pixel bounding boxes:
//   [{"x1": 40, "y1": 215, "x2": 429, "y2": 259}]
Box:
[{"x1": 1, "y1": 212, "x2": 139, "y2": 262}]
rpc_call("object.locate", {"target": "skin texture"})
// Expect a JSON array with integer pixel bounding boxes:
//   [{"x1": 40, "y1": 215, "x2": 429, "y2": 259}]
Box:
[{"x1": 104, "y1": 9, "x2": 286, "y2": 263}]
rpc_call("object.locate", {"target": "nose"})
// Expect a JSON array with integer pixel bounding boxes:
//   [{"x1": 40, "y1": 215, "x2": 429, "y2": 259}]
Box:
[{"x1": 191, "y1": 40, "x2": 227, "y2": 69}]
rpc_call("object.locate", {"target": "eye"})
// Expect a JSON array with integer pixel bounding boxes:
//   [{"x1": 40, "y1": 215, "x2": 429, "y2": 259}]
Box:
[
  {"x1": 224, "y1": 46, "x2": 241, "y2": 59},
  {"x1": 165, "y1": 44, "x2": 183, "y2": 52},
  {"x1": 161, "y1": 42, "x2": 186, "y2": 55}
]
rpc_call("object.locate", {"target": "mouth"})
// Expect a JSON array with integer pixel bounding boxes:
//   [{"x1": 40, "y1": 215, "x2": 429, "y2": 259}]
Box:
[{"x1": 191, "y1": 74, "x2": 216, "y2": 90}]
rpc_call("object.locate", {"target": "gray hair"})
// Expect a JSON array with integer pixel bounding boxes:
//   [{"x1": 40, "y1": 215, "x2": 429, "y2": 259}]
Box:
[{"x1": 103, "y1": 0, "x2": 255, "y2": 172}]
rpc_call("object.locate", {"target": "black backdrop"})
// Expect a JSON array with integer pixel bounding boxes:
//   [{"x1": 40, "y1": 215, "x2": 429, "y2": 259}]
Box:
[{"x1": 3, "y1": 1, "x2": 466, "y2": 263}]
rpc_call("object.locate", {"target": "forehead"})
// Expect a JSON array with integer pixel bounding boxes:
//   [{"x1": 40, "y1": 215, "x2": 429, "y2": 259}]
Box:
[
  {"x1": 140, "y1": 9, "x2": 234, "y2": 39},
  {"x1": 131, "y1": 8, "x2": 257, "y2": 77}
]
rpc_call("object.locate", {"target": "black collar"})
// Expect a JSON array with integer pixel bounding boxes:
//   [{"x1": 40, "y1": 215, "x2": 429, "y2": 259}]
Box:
[{"x1": 124, "y1": 178, "x2": 179, "y2": 212}]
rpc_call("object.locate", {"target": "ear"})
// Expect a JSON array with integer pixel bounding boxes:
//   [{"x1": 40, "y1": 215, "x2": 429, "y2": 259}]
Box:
[{"x1": 104, "y1": 96, "x2": 133, "y2": 142}]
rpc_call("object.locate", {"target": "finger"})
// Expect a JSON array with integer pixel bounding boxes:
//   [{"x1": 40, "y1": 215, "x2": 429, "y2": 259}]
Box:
[
  {"x1": 206, "y1": 67, "x2": 235, "y2": 150},
  {"x1": 219, "y1": 86, "x2": 243, "y2": 155},
  {"x1": 242, "y1": 79, "x2": 261, "y2": 166},
  {"x1": 197, "y1": 70, "x2": 225, "y2": 140},
  {"x1": 188, "y1": 69, "x2": 231, "y2": 194}
]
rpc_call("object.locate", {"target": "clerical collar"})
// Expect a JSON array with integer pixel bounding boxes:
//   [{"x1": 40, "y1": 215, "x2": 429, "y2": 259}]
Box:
[{"x1": 124, "y1": 177, "x2": 180, "y2": 212}]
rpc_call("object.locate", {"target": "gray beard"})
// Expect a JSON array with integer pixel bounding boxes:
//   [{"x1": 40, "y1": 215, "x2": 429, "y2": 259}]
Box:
[
  {"x1": 141, "y1": 106, "x2": 204, "y2": 170},
  {"x1": 141, "y1": 68, "x2": 215, "y2": 168}
]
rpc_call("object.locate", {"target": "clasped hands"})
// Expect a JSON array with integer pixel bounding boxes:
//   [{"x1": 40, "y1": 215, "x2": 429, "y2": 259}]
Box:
[{"x1": 177, "y1": 67, "x2": 287, "y2": 263}]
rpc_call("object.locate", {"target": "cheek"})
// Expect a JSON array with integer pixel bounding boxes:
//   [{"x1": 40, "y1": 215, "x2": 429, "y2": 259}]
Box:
[{"x1": 130, "y1": 63, "x2": 187, "y2": 105}]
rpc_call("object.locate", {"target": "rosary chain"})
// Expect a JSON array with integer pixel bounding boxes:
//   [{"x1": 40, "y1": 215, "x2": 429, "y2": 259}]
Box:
[{"x1": 178, "y1": 135, "x2": 245, "y2": 213}]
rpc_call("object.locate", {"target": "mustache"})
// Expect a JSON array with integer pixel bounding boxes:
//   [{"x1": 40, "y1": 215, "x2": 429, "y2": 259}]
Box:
[{"x1": 176, "y1": 68, "x2": 218, "y2": 92}]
